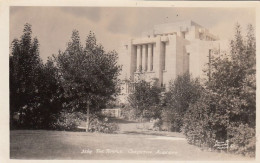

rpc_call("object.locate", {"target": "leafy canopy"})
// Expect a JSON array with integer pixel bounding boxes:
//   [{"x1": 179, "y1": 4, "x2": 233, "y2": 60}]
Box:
[{"x1": 54, "y1": 30, "x2": 122, "y2": 112}]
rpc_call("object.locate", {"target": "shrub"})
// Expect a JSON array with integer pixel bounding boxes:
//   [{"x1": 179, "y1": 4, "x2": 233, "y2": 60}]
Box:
[
  {"x1": 121, "y1": 105, "x2": 138, "y2": 121},
  {"x1": 89, "y1": 117, "x2": 119, "y2": 133},
  {"x1": 182, "y1": 89, "x2": 225, "y2": 148},
  {"x1": 181, "y1": 24, "x2": 256, "y2": 157},
  {"x1": 161, "y1": 107, "x2": 183, "y2": 132},
  {"x1": 143, "y1": 106, "x2": 162, "y2": 120},
  {"x1": 165, "y1": 73, "x2": 202, "y2": 132},
  {"x1": 51, "y1": 111, "x2": 85, "y2": 131},
  {"x1": 152, "y1": 118, "x2": 163, "y2": 131},
  {"x1": 127, "y1": 79, "x2": 162, "y2": 120},
  {"x1": 227, "y1": 123, "x2": 255, "y2": 157}
]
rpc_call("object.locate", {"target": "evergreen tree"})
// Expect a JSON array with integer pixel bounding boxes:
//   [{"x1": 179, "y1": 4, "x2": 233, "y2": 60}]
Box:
[{"x1": 10, "y1": 23, "x2": 43, "y2": 128}]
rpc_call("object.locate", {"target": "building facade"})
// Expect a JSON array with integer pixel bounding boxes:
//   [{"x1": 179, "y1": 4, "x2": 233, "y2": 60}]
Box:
[{"x1": 119, "y1": 20, "x2": 228, "y2": 102}]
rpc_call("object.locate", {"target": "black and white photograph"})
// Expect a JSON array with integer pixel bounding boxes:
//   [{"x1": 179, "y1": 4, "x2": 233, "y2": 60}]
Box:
[{"x1": 0, "y1": 0, "x2": 259, "y2": 162}]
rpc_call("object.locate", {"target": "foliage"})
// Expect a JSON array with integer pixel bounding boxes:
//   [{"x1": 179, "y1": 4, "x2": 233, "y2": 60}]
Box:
[
  {"x1": 10, "y1": 24, "x2": 63, "y2": 129},
  {"x1": 10, "y1": 23, "x2": 42, "y2": 128},
  {"x1": 127, "y1": 79, "x2": 162, "y2": 120},
  {"x1": 152, "y1": 118, "x2": 163, "y2": 131},
  {"x1": 227, "y1": 123, "x2": 255, "y2": 157},
  {"x1": 182, "y1": 24, "x2": 256, "y2": 156},
  {"x1": 182, "y1": 89, "x2": 221, "y2": 147},
  {"x1": 207, "y1": 24, "x2": 256, "y2": 128},
  {"x1": 50, "y1": 111, "x2": 86, "y2": 131},
  {"x1": 53, "y1": 30, "x2": 121, "y2": 131},
  {"x1": 120, "y1": 105, "x2": 138, "y2": 121},
  {"x1": 89, "y1": 117, "x2": 119, "y2": 133},
  {"x1": 54, "y1": 30, "x2": 121, "y2": 113},
  {"x1": 164, "y1": 73, "x2": 202, "y2": 132},
  {"x1": 10, "y1": 25, "x2": 121, "y2": 131}
]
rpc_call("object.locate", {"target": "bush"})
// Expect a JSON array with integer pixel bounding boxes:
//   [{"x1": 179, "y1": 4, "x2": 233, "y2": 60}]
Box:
[
  {"x1": 182, "y1": 90, "x2": 223, "y2": 148},
  {"x1": 51, "y1": 111, "x2": 85, "y2": 131},
  {"x1": 89, "y1": 117, "x2": 119, "y2": 133},
  {"x1": 127, "y1": 79, "x2": 162, "y2": 120},
  {"x1": 181, "y1": 24, "x2": 256, "y2": 157},
  {"x1": 165, "y1": 73, "x2": 202, "y2": 132},
  {"x1": 182, "y1": 86, "x2": 256, "y2": 156},
  {"x1": 227, "y1": 123, "x2": 255, "y2": 157},
  {"x1": 121, "y1": 105, "x2": 138, "y2": 121},
  {"x1": 161, "y1": 107, "x2": 182, "y2": 132},
  {"x1": 152, "y1": 118, "x2": 163, "y2": 131}
]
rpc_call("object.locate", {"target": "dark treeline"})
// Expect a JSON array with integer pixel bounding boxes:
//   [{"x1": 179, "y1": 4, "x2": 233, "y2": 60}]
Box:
[{"x1": 10, "y1": 24, "x2": 121, "y2": 131}]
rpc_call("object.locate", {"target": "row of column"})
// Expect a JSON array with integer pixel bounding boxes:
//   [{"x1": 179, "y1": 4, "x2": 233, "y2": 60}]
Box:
[{"x1": 136, "y1": 44, "x2": 154, "y2": 72}]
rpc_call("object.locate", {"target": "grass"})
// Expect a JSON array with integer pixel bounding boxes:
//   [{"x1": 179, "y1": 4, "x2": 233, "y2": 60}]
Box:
[{"x1": 10, "y1": 119, "x2": 253, "y2": 160}]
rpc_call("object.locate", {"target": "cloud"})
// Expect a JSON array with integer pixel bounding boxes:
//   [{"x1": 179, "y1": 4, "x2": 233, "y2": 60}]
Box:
[
  {"x1": 59, "y1": 7, "x2": 101, "y2": 22},
  {"x1": 10, "y1": 7, "x2": 255, "y2": 63}
]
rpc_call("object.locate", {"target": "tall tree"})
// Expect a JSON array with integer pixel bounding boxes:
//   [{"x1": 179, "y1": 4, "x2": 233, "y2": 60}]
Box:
[
  {"x1": 206, "y1": 24, "x2": 256, "y2": 128},
  {"x1": 183, "y1": 24, "x2": 256, "y2": 156},
  {"x1": 10, "y1": 23, "x2": 43, "y2": 128},
  {"x1": 54, "y1": 30, "x2": 121, "y2": 131}
]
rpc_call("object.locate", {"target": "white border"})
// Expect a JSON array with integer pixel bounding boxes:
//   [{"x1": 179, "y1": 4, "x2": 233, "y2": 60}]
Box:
[{"x1": 1, "y1": 1, "x2": 259, "y2": 163}]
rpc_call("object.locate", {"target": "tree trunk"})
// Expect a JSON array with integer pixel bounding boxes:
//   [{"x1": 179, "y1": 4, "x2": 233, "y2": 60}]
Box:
[{"x1": 86, "y1": 101, "x2": 90, "y2": 132}]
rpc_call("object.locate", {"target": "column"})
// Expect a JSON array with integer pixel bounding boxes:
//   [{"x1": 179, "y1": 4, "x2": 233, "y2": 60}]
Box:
[
  {"x1": 154, "y1": 37, "x2": 163, "y2": 86},
  {"x1": 129, "y1": 41, "x2": 137, "y2": 80},
  {"x1": 136, "y1": 45, "x2": 142, "y2": 72},
  {"x1": 142, "y1": 44, "x2": 147, "y2": 71},
  {"x1": 148, "y1": 44, "x2": 153, "y2": 71}
]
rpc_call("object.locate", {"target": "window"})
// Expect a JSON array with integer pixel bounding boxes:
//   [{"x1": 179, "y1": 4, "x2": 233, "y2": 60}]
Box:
[
  {"x1": 162, "y1": 42, "x2": 166, "y2": 71},
  {"x1": 186, "y1": 53, "x2": 190, "y2": 73},
  {"x1": 151, "y1": 44, "x2": 154, "y2": 71},
  {"x1": 181, "y1": 32, "x2": 186, "y2": 39}
]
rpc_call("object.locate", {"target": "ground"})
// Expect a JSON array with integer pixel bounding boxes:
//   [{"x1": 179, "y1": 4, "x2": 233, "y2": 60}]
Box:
[{"x1": 10, "y1": 118, "x2": 253, "y2": 160}]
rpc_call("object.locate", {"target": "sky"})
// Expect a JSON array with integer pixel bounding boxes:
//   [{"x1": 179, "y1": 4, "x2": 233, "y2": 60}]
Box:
[{"x1": 10, "y1": 7, "x2": 256, "y2": 63}]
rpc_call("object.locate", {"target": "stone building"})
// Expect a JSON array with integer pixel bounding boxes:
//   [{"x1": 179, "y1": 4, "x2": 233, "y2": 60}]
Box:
[{"x1": 119, "y1": 20, "x2": 228, "y2": 102}]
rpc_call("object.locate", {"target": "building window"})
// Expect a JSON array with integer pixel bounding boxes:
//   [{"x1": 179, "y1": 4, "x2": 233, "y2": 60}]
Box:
[
  {"x1": 140, "y1": 46, "x2": 143, "y2": 71},
  {"x1": 181, "y1": 32, "x2": 186, "y2": 39},
  {"x1": 162, "y1": 42, "x2": 166, "y2": 71},
  {"x1": 151, "y1": 44, "x2": 154, "y2": 71},
  {"x1": 134, "y1": 46, "x2": 137, "y2": 72}
]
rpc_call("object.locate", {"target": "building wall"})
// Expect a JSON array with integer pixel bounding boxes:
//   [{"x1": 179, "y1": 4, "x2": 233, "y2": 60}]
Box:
[
  {"x1": 119, "y1": 20, "x2": 228, "y2": 99},
  {"x1": 163, "y1": 35, "x2": 176, "y2": 88}
]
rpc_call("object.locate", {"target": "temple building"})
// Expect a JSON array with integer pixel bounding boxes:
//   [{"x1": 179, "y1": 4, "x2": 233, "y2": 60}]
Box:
[{"x1": 118, "y1": 20, "x2": 228, "y2": 102}]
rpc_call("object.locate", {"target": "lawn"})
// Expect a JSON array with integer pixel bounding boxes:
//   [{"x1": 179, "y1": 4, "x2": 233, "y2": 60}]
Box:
[{"x1": 10, "y1": 129, "x2": 252, "y2": 160}]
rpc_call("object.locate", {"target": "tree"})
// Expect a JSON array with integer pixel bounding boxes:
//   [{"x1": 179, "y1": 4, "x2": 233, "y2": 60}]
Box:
[
  {"x1": 54, "y1": 30, "x2": 121, "y2": 131},
  {"x1": 183, "y1": 23, "x2": 256, "y2": 156},
  {"x1": 10, "y1": 23, "x2": 43, "y2": 128},
  {"x1": 206, "y1": 24, "x2": 256, "y2": 128},
  {"x1": 164, "y1": 73, "x2": 202, "y2": 132},
  {"x1": 127, "y1": 78, "x2": 162, "y2": 120}
]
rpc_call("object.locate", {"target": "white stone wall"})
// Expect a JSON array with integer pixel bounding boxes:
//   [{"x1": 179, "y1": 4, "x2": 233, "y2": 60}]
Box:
[{"x1": 119, "y1": 20, "x2": 228, "y2": 94}]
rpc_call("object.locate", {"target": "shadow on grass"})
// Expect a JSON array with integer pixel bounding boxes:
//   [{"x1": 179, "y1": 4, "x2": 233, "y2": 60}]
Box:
[
  {"x1": 121, "y1": 130, "x2": 180, "y2": 137},
  {"x1": 108, "y1": 118, "x2": 137, "y2": 124}
]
